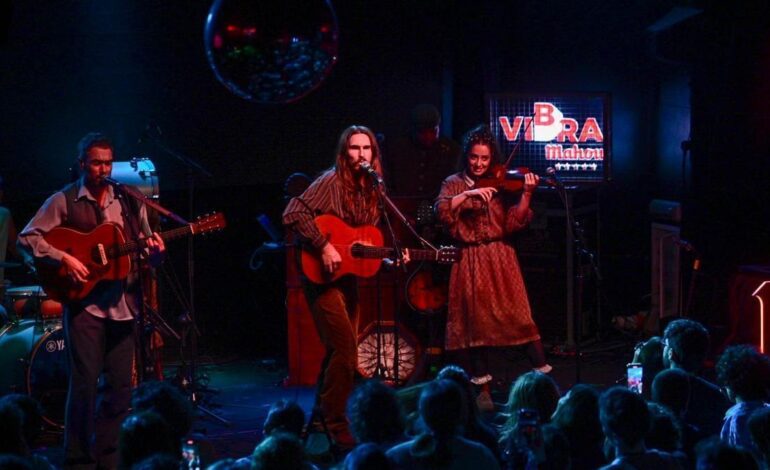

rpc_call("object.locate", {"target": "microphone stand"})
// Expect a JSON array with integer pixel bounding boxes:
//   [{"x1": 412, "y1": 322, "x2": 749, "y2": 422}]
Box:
[
  {"x1": 105, "y1": 178, "x2": 187, "y2": 383},
  {"x1": 550, "y1": 173, "x2": 602, "y2": 384},
  {"x1": 138, "y1": 131, "x2": 230, "y2": 427}
]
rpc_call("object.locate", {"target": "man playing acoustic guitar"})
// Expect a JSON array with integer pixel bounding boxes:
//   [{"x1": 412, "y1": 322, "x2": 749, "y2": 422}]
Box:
[
  {"x1": 18, "y1": 132, "x2": 165, "y2": 469},
  {"x1": 283, "y1": 125, "x2": 413, "y2": 448}
]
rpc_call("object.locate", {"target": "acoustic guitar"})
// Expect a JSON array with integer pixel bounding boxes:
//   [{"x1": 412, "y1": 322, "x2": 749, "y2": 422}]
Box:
[
  {"x1": 300, "y1": 214, "x2": 460, "y2": 284},
  {"x1": 36, "y1": 213, "x2": 226, "y2": 302}
]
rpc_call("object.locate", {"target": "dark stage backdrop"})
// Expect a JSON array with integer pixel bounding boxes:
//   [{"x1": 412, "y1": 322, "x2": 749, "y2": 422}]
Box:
[{"x1": 2, "y1": 1, "x2": 769, "y2": 358}]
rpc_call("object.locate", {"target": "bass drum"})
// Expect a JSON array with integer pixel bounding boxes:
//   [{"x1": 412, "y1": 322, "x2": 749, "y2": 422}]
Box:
[
  {"x1": 112, "y1": 158, "x2": 159, "y2": 199},
  {"x1": 0, "y1": 319, "x2": 68, "y2": 428}
]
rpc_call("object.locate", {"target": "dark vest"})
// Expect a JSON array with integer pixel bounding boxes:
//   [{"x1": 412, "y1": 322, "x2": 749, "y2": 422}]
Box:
[{"x1": 61, "y1": 182, "x2": 144, "y2": 314}]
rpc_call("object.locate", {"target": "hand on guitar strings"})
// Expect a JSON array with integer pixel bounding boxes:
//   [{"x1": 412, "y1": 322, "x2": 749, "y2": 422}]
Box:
[
  {"x1": 61, "y1": 253, "x2": 90, "y2": 284},
  {"x1": 145, "y1": 232, "x2": 166, "y2": 268},
  {"x1": 321, "y1": 242, "x2": 343, "y2": 274}
]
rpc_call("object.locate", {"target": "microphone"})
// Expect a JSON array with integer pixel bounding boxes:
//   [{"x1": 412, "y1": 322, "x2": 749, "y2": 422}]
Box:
[
  {"x1": 545, "y1": 167, "x2": 563, "y2": 187},
  {"x1": 359, "y1": 161, "x2": 384, "y2": 186},
  {"x1": 104, "y1": 176, "x2": 122, "y2": 187}
]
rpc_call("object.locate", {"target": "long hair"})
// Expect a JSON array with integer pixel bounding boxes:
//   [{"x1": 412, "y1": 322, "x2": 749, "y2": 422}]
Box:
[
  {"x1": 502, "y1": 371, "x2": 560, "y2": 439},
  {"x1": 333, "y1": 125, "x2": 383, "y2": 222},
  {"x1": 457, "y1": 124, "x2": 501, "y2": 174}
]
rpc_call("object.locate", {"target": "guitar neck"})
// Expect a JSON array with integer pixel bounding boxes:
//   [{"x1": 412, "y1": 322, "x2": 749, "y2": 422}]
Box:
[
  {"x1": 349, "y1": 245, "x2": 438, "y2": 262},
  {"x1": 114, "y1": 225, "x2": 192, "y2": 257}
]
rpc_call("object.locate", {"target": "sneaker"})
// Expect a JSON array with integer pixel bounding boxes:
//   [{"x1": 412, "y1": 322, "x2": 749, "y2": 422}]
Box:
[
  {"x1": 534, "y1": 364, "x2": 553, "y2": 374},
  {"x1": 470, "y1": 374, "x2": 493, "y2": 385}
]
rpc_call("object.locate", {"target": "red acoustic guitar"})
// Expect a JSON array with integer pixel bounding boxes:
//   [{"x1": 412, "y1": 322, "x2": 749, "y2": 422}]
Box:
[
  {"x1": 300, "y1": 214, "x2": 460, "y2": 284},
  {"x1": 36, "y1": 213, "x2": 226, "y2": 302}
]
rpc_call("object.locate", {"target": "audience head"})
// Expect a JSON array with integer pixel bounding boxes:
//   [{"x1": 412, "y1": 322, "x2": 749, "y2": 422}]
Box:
[
  {"x1": 344, "y1": 443, "x2": 392, "y2": 470},
  {"x1": 748, "y1": 407, "x2": 770, "y2": 465},
  {"x1": 132, "y1": 453, "x2": 185, "y2": 470},
  {"x1": 346, "y1": 379, "x2": 405, "y2": 445},
  {"x1": 0, "y1": 455, "x2": 33, "y2": 470},
  {"x1": 633, "y1": 336, "x2": 665, "y2": 398},
  {"x1": 251, "y1": 431, "x2": 308, "y2": 470},
  {"x1": 599, "y1": 386, "x2": 650, "y2": 450},
  {"x1": 663, "y1": 319, "x2": 710, "y2": 372},
  {"x1": 118, "y1": 410, "x2": 178, "y2": 470},
  {"x1": 652, "y1": 368, "x2": 692, "y2": 417},
  {"x1": 0, "y1": 394, "x2": 43, "y2": 448},
  {"x1": 418, "y1": 378, "x2": 465, "y2": 438},
  {"x1": 645, "y1": 402, "x2": 682, "y2": 453},
  {"x1": 716, "y1": 344, "x2": 770, "y2": 403},
  {"x1": 0, "y1": 400, "x2": 27, "y2": 456},
  {"x1": 550, "y1": 383, "x2": 603, "y2": 451},
  {"x1": 436, "y1": 364, "x2": 480, "y2": 422},
  {"x1": 505, "y1": 371, "x2": 561, "y2": 428},
  {"x1": 131, "y1": 380, "x2": 194, "y2": 441},
  {"x1": 695, "y1": 436, "x2": 759, "y2": 470},
  {"x1": 263, "y1": 399, "x2": 305, "y2": 437}
]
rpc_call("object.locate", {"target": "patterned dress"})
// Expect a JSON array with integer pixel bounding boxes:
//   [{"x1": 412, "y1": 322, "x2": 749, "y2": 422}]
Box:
[{"x1": 435, "y1": 172, "x2": 541, "y2": 351}]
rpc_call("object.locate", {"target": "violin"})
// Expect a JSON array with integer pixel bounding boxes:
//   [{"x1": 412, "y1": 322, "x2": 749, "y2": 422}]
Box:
[{"x1": 476, "y1": 164, "x2": 540, "y2": 193}]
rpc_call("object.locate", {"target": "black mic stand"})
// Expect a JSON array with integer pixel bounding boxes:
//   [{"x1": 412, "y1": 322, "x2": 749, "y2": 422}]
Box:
[
  {"x1": 550, "y1": 174, "x2": 602, "y2": 384},
  {"x1": 105, "y1": 178, "x2": 188, "y2": 383},
  {"x1": 138, "y1": 130, "x2": 230, "y2": 427}
]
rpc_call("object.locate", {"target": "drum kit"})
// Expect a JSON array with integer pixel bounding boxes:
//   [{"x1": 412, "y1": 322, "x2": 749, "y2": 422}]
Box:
[
  {"x1": 0, "y1": 268, "x2": 67, "y2": 429},
  {"x1": 0, "y1": 157, "x2": 159, "y2": 429}
]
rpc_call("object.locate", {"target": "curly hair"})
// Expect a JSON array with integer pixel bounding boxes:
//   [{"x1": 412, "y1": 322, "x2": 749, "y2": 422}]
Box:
[
  {"x1": 663, "y1": 319, "x2": 710, "y2": 372},
  {"x1": 716, "y1": 345, "x2": 770, "y2": 401},
  {"x1": 599, "y1": 386, "x2": 650, "y2": 448},
  {"x1": 346, "y1": 379, "x2": 405, "y2": 445}
]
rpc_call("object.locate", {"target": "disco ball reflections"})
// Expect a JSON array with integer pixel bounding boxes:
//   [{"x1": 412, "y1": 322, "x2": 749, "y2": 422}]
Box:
[{"x1": 204, "y1": 0, "x2": 339, "y2": 104}]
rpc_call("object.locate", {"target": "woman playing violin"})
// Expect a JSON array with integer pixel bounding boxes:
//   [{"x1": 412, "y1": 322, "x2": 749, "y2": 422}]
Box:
[{"x1": 435, "y1": 124, "x2": 551, "y2": 386}]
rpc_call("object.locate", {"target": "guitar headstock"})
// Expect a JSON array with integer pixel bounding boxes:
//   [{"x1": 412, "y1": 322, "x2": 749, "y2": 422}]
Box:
[
  {"x1": 436, "y1": 246, "x2": 461, "y2": 264},
  {"x1": 191, "y1": 212, "x2": 227, "y2": 235}
]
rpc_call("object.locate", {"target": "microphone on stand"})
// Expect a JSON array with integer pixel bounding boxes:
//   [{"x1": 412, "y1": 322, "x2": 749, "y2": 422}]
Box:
[
  {"x1": 104, "y1": 176, "x2": 122, "y2": 187},
  {"x1": 359, "y1": 161, "x2": 384, "y2": 186},
  {"x1": 545, "y1": 166, "x2": 563, "y2": 188}
]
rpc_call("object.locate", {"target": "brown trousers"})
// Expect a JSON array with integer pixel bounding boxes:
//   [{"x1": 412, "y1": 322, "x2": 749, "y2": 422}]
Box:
[{"x1": 307, "y1": 277, "x2": 359, "y2": 424}]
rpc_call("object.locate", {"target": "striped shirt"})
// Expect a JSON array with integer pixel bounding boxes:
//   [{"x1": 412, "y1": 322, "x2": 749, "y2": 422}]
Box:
[{"x1": 282, "y1": 169, "x2": 381, "y2": 249}]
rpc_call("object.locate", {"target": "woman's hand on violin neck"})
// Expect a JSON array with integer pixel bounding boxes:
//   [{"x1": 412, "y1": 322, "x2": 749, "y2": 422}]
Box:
[
  {"x1": 466, "y1": 186, "x2": 498, "y2": 203},
  {"x1": 524, "y1": 172, "x2": 540, "y2": 193}
]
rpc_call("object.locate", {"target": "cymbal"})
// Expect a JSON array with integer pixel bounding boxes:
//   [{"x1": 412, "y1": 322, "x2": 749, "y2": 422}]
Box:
[{"x1": 0, "y1": 261, "x2": 21, "y2": 268}]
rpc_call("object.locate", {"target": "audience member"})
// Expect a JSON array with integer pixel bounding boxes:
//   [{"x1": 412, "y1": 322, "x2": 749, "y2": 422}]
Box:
[
  {"x1": 345, "y1": 379, "x2": 406, "y2": 448},
  {"x1": 551, "y1": 383, "x2": 606, "y2": 469},
  {"x1": 646, "y1": 402, "x2": 688, "y2": 467},
  {"x1": 251, "y1": 431, "x2": 316, "y2": 470},
  {"x1": 716, "y1": 345, "x2": 770, "y2": 459},
  {"x1": 501, "y1": 371, "x2": 560, "y2": 442},
  {"x1": 132, "y1": 453, "x2": 186, "y2": 470},
  {"x1": 435, "y1": 365, "x2": 500, "y2": 460},
  {"x1": 117, "y1": 410, "x2": 179, "y2": 470},
  {"x1": 633, "y1": 336, "x2": 666, "y2": 400},
  {"x1": 386, "y1": 379, "x2": 500, "y2": 469},
  {"x1": 0, "y1": 400, "x2": 29, "y2": 457},
  {"x1": 263, "y1": 399, "x2": 306, "y2": 437},
  {"x1": 598, "y1": 386, "x2": 682, "y2": 469},
  {"x1": 652, "y1": 368, "x2": 704, "y2": 463},
  {"x1": 540, "y1": 424, "x2": 571, "y2": 470},
  {"x1": 747, "y1": 407, "x2": 770, "y2": 470},
  {"x1": 0, "y1": 395, "x2": 55, "y2": 470},
  {"x1": 131, "y1": 380, "x2": 195, "y2": 441},
  {"x1": 695, "y1": 436, "x2": 759, "y2": 470},
  {"x1": 343, "y1": 443, "x2": 393, "y2": 470},
  {"x1": 662, "y1": 319, "x2": 731, "y2": 437}
]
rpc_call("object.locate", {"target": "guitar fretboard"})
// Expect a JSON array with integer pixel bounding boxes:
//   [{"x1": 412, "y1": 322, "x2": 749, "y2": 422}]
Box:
[
  {"x1": 109, "y1": 225, "x2": 193, "y2": 258},
  {"x1": 345, "y1": 244, "x2": 438, "y2": 262}
]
